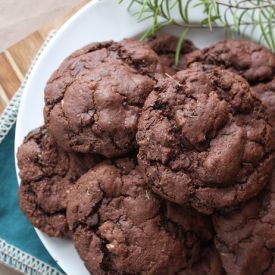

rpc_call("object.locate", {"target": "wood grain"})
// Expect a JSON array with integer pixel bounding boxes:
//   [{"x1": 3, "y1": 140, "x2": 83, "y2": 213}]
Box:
[
  {"x1": 8, "y1": 32, "x2": 44, "y2": 75},
  {"x1": 0, "y1": 0, "x2": 89, "y2": 115},
  {"x1": 0, "y1": 53, "x2": 21, "y2": 99}
]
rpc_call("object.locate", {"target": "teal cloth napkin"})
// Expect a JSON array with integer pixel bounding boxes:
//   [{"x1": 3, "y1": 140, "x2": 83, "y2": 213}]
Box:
[{"x1": 0, "y1": 125, "x2": 65, "y2": 274}]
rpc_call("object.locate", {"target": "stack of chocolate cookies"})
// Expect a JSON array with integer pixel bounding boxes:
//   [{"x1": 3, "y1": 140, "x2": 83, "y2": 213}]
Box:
[{"x1": 17, "y1": 35, "x2": 275, "y2": 275}]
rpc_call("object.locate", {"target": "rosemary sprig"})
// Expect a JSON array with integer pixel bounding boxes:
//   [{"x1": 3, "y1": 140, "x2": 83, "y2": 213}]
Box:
[{"x1": 120, "y1": 0, "x2": 275, "y2": 64}]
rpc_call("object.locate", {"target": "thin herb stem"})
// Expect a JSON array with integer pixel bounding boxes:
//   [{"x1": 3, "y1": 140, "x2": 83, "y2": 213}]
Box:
[
  {"x1": 215, "y1": 1, "x2": 274, "y2": 10},
  {"x1": 119, "y1": 0, "x2": 275, "y2": 61}
]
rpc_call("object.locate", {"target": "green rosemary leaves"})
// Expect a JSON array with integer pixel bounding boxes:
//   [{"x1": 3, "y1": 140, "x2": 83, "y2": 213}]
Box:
[{"x1": 120, "y1": 0, "x2": 275, "y2": 64}]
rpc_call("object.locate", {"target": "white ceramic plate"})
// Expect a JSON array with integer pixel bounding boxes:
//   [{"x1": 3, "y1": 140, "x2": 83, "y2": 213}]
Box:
[{"x1": 14, "y1": 1, "x2": 261, "y2": 274}]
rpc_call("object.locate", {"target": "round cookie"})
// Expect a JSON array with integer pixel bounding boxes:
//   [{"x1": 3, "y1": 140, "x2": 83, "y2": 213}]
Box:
[
  {"x1": 44, "y1": 39, "x2": 163, "y2": 158},
  {"x1": 185, "y1": 39, "x2": 275, "y2": 84},
  {"x1": 146, "y1": 33, "x2": 196, "y2": 75},
  {"x1": 67, "y1": 158, "x2": 213, "y2": 274},
  {"x1": 213, "y1": 170, "x2": 275, "y2": 275},
  {"x1": 137, "y1": 68, "x2": 275, "y2": 214},
  {"x1": 17, "y1": 126, "x2": 100, "y2": 237}
]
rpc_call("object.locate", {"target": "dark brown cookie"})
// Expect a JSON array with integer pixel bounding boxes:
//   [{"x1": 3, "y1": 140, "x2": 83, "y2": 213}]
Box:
[
  {"x1": 146, "y1": 33, "x2": 196, "y2": 75},
  {"x1": 137, "y1": 68, "x2": 275, "y2": 214},
  {"x1": 67, "y1": 158, "x2": 213, "y2": 274},
  {"x1": 213, "y1": 170, "x2": 275, "y2": 275},
  {"x1": 185, "y1": 39, "x2": 275, "y2": 84},
  {"x1": 185, "y1": 39, "x2": 275, "y2": 127},
  {"x1": 252, "y1": 76, "x2": 275, "y2": 126},
  {"x1": 17, "y1": 126, "x2": 100, "y2": 237},
  {"x1": 44, "y1": 39, "x2": 163, "y2": 158}
]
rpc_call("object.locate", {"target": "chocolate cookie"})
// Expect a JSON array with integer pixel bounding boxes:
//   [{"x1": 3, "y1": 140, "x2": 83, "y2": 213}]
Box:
[
  {"x1": 67, "y1": 158, "x2": 213, "y2": 274},
  {"x1": 213, "y1": 170, "x2": 275, "y2": 275},
  {"x1": 146, "y1": 33, "x2": 196, "y2": 75},
  {"x1": 44, "y1": 39, "x2": 163, "y2": 158},
  {"x1": 185, "y1": 39, "x2": 275, "y2": 84},
  {"x1": 137, "y1": 68, "x2": 275, "y2": 213},
  {"x1": 252, "y1": 76, "x2": 275, "y2": 126},
  {"x1": 17, "y1": 127, "x2": 100, "y2": 237},
  {"x1": 185, "y1": 39, "x2": 275, "y2": 127}
]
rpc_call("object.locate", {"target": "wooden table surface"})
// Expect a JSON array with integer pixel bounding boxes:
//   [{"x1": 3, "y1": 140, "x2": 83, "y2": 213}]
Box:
[{"x1": 0, "y1": 0, "x2": 89, "y2": 115}]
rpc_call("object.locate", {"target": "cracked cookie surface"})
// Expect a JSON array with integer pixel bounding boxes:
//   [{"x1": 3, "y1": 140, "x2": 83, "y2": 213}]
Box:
[
  {"x1": 18, "y1": 126, "x2": 100, "y2": 237},
  {"x1": 137, "y1": 68, "x2": 275, "y2": 214},
  {"x1": 44, "y1": 39, "x2": 163, "y2": 158},
  {"x1": 252, "y1": 76, "x2": 275, "y2": 127},
  {"x1": 67, "y1": 158, "x2": 213, "y2": 274},
  {"x1": 185, "y1": 39, "x2": 275, "y2": 127},
  {"x1": 185, "y1": 39, "x2": 275, "y2": 84},
  {"x1": 213, "y1": 170, "x2": 275, "y2": 275},
  {"x1": 146, "y1": 33, "x2": 196, "y2": 75}
]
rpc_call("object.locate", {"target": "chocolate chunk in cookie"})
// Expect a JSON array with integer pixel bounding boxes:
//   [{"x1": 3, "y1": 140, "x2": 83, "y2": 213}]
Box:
[
  {"x1": 17, "y1": 126, "x2": 100, "y2": 237},
  {"x1": 67, "y1": 158, "x2": 213, "y2": 274},
  {"x1": 44, "y1": 39, "x2": 163, "y2": 158},
  {"x1": 146, "y1": 33, "x2": 196, "y2": 75},
  {"x1": 137, "y1": 68, "x2": 275, "y2": 213},
  {"x1": 213, "y1": 170, "x2": 275, "y2": 275},
  {"x1": 185, "y1": 39, "x2": 275, "y2": 84}
]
